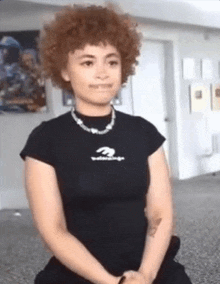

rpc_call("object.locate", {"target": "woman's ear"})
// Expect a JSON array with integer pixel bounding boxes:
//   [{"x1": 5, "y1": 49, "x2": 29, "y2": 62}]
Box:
[{"x1": 61, "y1": 69, "x2": 70, "y2": 82}]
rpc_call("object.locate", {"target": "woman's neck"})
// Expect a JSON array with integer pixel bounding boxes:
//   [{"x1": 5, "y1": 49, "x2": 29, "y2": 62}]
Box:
[{"x1": 75, "y1": 102, "x2": 112, "y2": 117}]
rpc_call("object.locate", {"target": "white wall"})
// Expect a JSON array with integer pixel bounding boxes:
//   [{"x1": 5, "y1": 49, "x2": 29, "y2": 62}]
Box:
[
  {"x1": 177, "y1": 29, "x2": 220, "y2": 179},
  {"x1": 139, "y1": 22, "x2": 220, "y2": 179},
  {"x1": 1, "y1": 2, "x2": 220, "y2": 209}
]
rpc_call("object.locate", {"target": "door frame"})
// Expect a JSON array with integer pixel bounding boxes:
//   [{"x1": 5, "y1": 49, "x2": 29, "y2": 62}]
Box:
[{"x1": 131, "y1": 38, "x2": 178, "y2": 178}]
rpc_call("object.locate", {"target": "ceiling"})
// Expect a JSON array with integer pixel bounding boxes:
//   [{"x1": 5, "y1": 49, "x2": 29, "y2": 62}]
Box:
[{"x1": 1, "y1": 0, "x2": 220, "y2": 30}]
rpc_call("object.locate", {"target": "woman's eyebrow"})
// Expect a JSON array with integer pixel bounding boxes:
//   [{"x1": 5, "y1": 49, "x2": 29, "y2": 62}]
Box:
[
  {"x1": 77, "y1": 53, "x2": 120, "y2": 60},
  {"x1": 106, "y1": 53, "x2": 120, "y2": 59},
  {"x1": 77, "y1": 54, "x2": 95, "y2": 60}
]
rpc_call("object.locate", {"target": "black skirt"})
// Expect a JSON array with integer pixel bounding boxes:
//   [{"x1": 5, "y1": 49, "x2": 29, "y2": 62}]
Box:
[{"x1": 35, "y1": 236, "x2": 192, "y2": 284}]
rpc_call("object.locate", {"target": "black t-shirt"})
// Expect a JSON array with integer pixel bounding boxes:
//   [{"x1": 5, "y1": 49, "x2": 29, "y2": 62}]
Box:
[{"x1": 20, "y1": 110, "x2": 165, "y2": 282}]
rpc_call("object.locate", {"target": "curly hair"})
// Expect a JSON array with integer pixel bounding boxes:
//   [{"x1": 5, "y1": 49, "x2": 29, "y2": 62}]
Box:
[{"x1": 39, "y1": 4, "x2": 142, "y2": 90}]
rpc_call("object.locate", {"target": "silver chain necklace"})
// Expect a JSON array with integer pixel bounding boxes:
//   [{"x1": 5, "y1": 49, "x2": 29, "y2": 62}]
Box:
[{"x1": 71, "y1": 106, "x2": 116, "y2": 135}]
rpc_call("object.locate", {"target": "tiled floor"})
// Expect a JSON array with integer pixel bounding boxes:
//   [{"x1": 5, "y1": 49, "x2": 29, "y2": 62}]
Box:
[{"x1": 0, "y1": 172, "x2": 219, "y2": 284}]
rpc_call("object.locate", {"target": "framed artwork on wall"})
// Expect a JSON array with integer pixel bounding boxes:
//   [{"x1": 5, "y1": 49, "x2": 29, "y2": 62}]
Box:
[
  {"x1": 218, "y1": 62, "x2": 220, "y2": 78},
  {"x1": 201, "y1": 59, "x2": 213, "y2": 80},
  {"x1": 189, "y1": 84, "x2": 210, "y2": 113},
  {"x1": 182, "y1": 58, "x2": 196, "y2": 80},
  {"x1": 211, "y1": 84, "x2": 220, "y2": 111},
  {"x1": 0, "y1": 30, "x2": 47, "y2": 114}
]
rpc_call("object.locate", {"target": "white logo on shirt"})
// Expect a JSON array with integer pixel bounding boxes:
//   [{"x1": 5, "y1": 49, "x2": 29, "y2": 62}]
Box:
[
  {"x1": 91, "y1": 146, "x2": 125, "y2": 161},
  {"x1": 96, "y1": 147, "x2": 115, "y2": 157}
]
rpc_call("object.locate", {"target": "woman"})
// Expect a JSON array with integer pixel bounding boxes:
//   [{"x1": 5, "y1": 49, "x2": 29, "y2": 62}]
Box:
[{"x1": 20, "y1": 4, "x2": 192, "y2": 284}]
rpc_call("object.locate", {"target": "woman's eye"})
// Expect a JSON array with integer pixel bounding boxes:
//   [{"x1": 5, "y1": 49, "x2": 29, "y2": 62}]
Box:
[
  {"x1": 109, "y1": 60, "x2": 119, "y2": 66},
  {"x1": 81, "y1": 61, "x2": 93, "y2": 67}
]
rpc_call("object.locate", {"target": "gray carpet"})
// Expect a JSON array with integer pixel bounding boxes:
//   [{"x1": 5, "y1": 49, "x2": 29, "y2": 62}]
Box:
[{"x1": 0, "y1": 172, "x2": 220, "y2": 284}]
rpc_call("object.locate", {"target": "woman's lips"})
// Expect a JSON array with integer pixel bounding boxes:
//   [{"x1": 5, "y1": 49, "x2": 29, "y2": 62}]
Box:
[{"x1": 89, "y1": 84, "x2": 112, "y2": 89}]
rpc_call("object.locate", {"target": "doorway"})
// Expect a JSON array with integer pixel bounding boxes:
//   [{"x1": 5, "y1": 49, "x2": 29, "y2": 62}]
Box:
[{"x1": 131, "y1": 40, "x2": 175, "y2": 171}]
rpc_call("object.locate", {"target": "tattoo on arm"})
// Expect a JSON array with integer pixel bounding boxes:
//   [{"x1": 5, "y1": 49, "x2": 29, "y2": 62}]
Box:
[{"x1": 148, "y1": 217, "x2": 162, "y2": 237}]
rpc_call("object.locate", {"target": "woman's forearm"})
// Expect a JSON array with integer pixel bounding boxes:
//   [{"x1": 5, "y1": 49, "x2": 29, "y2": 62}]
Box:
[
  {"x1": 42, "y1": 228, "x2": 119, "y2": 284},
  {"x1": 138, "y1": 216, "x2": 173, "y2": 281}
]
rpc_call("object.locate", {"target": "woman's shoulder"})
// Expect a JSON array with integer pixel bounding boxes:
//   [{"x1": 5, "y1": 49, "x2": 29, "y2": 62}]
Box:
[
  {"x1": 20, "y1": 112, "x2": 72, "y2": 164},
  {"x1": 31, "y1": 111, "x2": 72, "y2": 136},
  {"x1": 43, "y1": 111, "x2": 72, "y2": 127},
  {"x1": 116, "y1": 110, "x2": 156, "y2": 130}
]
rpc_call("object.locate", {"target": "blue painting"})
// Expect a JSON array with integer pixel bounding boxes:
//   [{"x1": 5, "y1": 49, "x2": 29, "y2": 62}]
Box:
[{"x1": 0, "y1": 30, "x2": 47, "y2": 113}]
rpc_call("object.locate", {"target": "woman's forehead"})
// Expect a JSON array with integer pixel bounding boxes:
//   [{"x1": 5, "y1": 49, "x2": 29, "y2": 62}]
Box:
[{"x1": 70, "y1": 43, "x2": 120, "y2": 58}]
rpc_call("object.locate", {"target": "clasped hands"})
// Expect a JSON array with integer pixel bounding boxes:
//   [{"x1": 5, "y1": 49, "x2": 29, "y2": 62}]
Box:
[{"x1": 118, "y1": 270, "x2": 153, "y2": 284}]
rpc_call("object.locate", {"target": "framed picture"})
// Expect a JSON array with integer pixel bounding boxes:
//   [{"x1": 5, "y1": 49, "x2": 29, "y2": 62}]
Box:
[
  {"x1": 201, "y1": 59, "x2": 213, "y2": 80},
  {"x1": 211, "y1": 84, "x2": 220, "y2": 111},
  {"x1": 182, "y1": 58, "x2": 196, "y2": 80},
  {"x1": 62, "y1": 89, "x2": 122, "y2": 106},
  {"x1": 0, "y1": 31, "x2": 47, "y2": 114},
  {"x1": 189, "y1": 84, "x2": 210, "y2": 113},
  {"x1": 218, "y1": 62, "x2": 220, "y2": 78}
]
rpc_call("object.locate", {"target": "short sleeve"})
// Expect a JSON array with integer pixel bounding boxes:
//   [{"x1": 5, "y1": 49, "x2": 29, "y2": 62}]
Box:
[
  {"x1": 137, "y1": 117, "x2": 166, "y2": 156},
  {"x1": 20, "y1": 122, "x2": 54, "y2": 166}
]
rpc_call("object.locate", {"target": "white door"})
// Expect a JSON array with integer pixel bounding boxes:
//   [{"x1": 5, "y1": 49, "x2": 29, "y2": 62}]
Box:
[{"x1": 131, "y1": 40, "x2": 169, "y2": 162}]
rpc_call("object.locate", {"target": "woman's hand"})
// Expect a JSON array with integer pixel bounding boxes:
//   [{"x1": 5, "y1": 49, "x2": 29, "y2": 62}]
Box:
[
  {"x1": 113, "y1": 276, "x2": 124, "y2": 284},
  {"x1": 120, "y1": 270, "x2": 152, "y2": 284}
]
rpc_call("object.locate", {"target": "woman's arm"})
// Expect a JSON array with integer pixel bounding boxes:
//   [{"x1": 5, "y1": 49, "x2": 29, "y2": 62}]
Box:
[
  {"x1": 138, "y1": 146, "x2": 174, "y2": 283},
  {"x1": 24, "y1": 157, "x2": 120, "y2": 284}
]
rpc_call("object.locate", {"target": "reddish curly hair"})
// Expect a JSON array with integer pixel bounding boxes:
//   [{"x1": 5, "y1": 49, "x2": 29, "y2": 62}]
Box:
[{"x1": 39, "y1": 4, "x2": 142, "y2": 90}]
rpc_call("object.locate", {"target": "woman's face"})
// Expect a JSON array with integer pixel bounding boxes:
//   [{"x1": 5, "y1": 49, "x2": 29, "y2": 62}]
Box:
[{"x1": 61, "y1": 43, "x2": 122, "y2": 110}]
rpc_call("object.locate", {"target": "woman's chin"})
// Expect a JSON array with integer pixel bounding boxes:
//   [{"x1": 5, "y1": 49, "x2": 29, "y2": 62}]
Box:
[{"x1": 89, "y1": 97, "x2": 115, "y2": 106}]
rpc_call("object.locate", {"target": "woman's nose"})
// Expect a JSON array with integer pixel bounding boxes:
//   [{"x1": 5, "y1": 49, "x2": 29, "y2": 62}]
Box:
[{"x1": 95, "y1": 65, "x2": 109, "y2": 80}]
